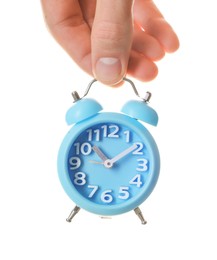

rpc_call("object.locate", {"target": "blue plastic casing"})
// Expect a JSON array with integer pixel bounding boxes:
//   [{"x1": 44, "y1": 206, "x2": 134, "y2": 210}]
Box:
[
  {"x1": 58, "y1": 112, "x2": 160, "y2": 216},
  {"x1": 66, "y1": 98, "x2": 103, "y2": 124},
  {"x1": 121, "y1": 100, "x2": 158, "y2": 126}
]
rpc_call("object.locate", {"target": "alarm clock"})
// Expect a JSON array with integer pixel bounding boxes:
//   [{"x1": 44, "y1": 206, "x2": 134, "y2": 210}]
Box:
[{"x1": 57, "y1": 78, "x2": 160, "y2": 224}]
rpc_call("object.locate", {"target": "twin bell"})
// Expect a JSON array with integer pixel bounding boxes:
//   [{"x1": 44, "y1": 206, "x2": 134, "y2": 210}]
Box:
[{"x1": 65, "y1": 79, "x2": 158, "y2": 127}]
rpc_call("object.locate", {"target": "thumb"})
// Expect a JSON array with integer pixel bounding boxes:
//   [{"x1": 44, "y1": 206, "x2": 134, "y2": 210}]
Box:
[{"x1": 91, "y1": 0, "x2": 134, "y2": 85}]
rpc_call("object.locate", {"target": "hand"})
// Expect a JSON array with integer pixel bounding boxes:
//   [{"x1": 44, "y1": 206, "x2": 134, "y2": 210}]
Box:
[
  {"x1": 92, "y1": 145, "x2": 108, "y2": 162},
  {"x1": 104, "y1": 143, "x2": 138, "y2": 168},
  {"x1": 41, "y1": 0, "x2": 179, "y2": 85}
]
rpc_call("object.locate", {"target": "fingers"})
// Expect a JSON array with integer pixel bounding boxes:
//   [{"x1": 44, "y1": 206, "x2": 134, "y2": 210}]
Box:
[
  {"x1": 41, "y1": 0, "x2": 179, "y2": 85},
  {"x1": 41, "y1": 0, "x2": 92, "y2": 74},
  {"x1": 79, "y1": 0, "x2": 96, "y2": 28},
  {"x1": 128, "y1": 51, "x2": 158, "y2": 82},
  {"x1": 128, "y1": 24, "x2": 163, "y2": 82},
  {"x1": 91, "y1": 0, "x2": 134, "y2": 85},
  {"x1": 127, "y1": 0, "x2": 179, "y2": 81},
  {"x1": 144, "y1": 18, "x2": 180, "y2": 53},
  {"x1": 134, "y1": 0, "x2": 179, "y2": 53},
  {"x1": 132, "y1": 24, "x2": 165, "y2": 61}
]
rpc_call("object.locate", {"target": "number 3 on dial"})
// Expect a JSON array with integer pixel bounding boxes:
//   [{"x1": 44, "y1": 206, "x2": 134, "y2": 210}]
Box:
[{"x1": 136, "y1": 158, "x2": 148, "y2": 172}]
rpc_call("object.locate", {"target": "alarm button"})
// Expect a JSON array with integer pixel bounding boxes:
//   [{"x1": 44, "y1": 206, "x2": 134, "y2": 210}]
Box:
[
  {"x1": 121, "y1": 100, "x2": 158, "y2": 126},
  {"x1": 66, "y1": 98, "x2": 103, "y2": 125}
]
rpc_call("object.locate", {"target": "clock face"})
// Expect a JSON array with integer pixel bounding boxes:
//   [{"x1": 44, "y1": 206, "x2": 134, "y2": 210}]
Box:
[
  {"x1": 58, "y1": 113, "x2": 160, "y2": 215},
  {"x1": 59, "y1": 113, "x2": 160, "y2": 216}
]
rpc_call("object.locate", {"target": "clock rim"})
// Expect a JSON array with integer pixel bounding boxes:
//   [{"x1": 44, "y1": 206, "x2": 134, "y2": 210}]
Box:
[{"x1": 57, "y1": 112, "x2": 160, "y2": 216}]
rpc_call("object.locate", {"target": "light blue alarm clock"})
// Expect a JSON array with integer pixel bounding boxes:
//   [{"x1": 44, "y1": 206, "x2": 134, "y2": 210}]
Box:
[{"x1": 57, "y1": 78, "x2": 160, "y2": 224}]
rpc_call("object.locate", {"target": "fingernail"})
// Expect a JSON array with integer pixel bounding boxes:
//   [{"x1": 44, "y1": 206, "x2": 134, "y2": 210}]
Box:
[{"x1": 94, "y1": 57, "x2": 122, "y2": 85}]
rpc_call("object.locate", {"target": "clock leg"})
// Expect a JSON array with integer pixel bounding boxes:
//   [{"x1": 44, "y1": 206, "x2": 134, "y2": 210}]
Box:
[
  {"x1": 66, "y1": 205, "x2": 80, "y2": 222},
  {"x1": 134, "y1": 207, "x2": 147, "y2": 225}
]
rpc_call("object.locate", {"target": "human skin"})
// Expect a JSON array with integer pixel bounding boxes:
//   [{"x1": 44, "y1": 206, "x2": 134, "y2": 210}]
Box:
[{"x1": 41, "y1": 0, "x2": 179, "y2": 85}]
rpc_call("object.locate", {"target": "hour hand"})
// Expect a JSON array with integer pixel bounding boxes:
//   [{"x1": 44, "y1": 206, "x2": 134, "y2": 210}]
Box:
[
  {"x1": 92, "y1": 146, "x2": 108, "y2": 162},
  {"x1": 104, "y1": 143, "x2": 138, "y2": 168}
]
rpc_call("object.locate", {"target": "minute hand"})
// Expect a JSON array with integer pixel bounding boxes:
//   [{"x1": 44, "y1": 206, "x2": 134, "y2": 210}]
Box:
[{"x1": 104, "y1": 143, "x2": 138, "y2": 168}]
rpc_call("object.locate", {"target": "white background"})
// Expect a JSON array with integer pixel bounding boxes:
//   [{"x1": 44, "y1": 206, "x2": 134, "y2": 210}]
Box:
[{"x1": 0, "y1": 0, "x2": 216, "y2": 259}]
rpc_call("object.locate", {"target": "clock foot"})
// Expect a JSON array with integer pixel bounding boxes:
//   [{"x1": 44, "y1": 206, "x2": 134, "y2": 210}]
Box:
[
  {"x1": 66, "y1": 205, "x2": 80, "y2": 222},
  {"x1": 134, "y1": 207, "x2": 147, "y2": 225}
]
